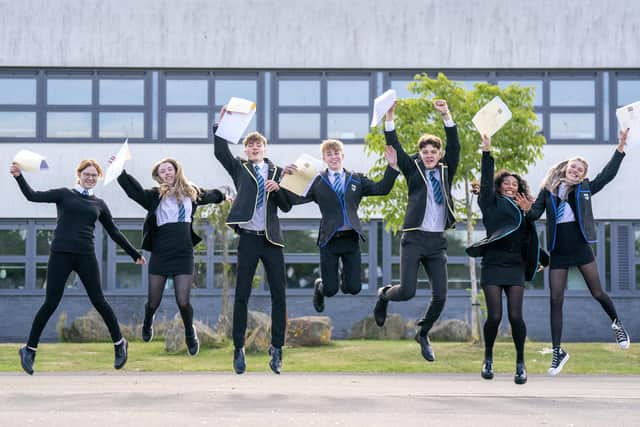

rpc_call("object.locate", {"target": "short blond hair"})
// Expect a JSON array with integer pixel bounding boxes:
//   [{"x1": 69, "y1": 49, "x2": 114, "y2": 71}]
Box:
[
  {"x1": 417, "y1": 134, "x2": 442, "y2": 150},
  {"x1": 320, "y1": 139, "x2": 344, "y2": 155},
  {"x1": 76, "y1": 159, "x2": 104, "y2": 177},
  {"x1": 242, "y1": 132, "x2": 268, "y2": 146}
]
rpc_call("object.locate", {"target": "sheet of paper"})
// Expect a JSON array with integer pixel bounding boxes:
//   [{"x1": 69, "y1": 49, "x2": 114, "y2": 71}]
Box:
[
  {"x1": 370, "y1": 89, "x2": 397, "y2": 127},
  {"x1": 104, "y1": 139, "x2": 132, "y2": 186},
  {"x1": 280, "y1": 154, "x2": 324, "y2": 196},
  {"x1": 616, "y1": 101, "x2": 640, "y2": 146},
  {"x1": 215, "y1": 97, "x2": 257, "y2": 144},
  {"x1": 472, "y1": 96, "x2": 512, "y2": 137},
  {"x1": 13, "y1": 149, "x2": 49, "y2": 172}
]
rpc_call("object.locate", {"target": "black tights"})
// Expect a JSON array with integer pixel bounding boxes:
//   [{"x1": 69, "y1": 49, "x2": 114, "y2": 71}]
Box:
[
  {"x1": 549, "y1": 261, "x2": 618, "y2": 347},
  {"x1": 146, "y1": 274, "x2": 194, "y2": 334},
  {"x1": 482, "y1": 284, "x2": 526, "y2": 363}
]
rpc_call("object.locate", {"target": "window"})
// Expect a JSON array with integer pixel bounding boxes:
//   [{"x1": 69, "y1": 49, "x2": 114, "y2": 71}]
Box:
[{"x1": 0, "y1": 74, "x2": 37, "y2": 139}]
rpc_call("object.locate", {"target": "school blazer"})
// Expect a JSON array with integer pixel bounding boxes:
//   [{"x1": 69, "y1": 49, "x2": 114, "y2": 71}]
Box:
[
  {"x1": 465, "y1": 152, "x2": 548, "y2": 281},
  {"x1": 527, "y1": 149, "x2": 625, "y2": 251},
  {"x1": 213, "y1": 127, "x2": 291, "y2": 247},
  {"x1": 117, "y1": 170, "x2": 224, "y2": 252},
  {"x1": 384, "y1": 125, "x2": 460, "y2": 231},
  {"x1": 287, "y1": 166, "x2": 399, "y2": 247}
]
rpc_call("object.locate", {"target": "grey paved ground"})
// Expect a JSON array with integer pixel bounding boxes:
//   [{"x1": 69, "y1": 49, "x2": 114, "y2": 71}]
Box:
[{"x1": 0, "y1": 373, "x2": 638, "y2": 426}]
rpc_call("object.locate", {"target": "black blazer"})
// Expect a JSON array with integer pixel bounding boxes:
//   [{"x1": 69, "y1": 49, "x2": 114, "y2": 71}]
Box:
[
  {"x1": 213, "y1": 127, "x2": 291, "y2": 247},
  {"x1": 465, "y1": 152, "x2": 548, "y2": 281},
  {"x1": 117, "y1": 170, "x2": 224, "y2": 252},
  {"x1": 287, "y1": 166, "x2": 399, "y2": 247},
  {"x1": 527, "y1": 149, "x2": 625, "y2": 251},
  {"x1": 384, "y1": 125, "x2": 460, "y2": 231}
]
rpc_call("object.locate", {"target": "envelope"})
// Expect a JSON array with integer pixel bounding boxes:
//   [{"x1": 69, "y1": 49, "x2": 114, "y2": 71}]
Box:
[
  {"x1": 616, "y1": 101, "x2": 640, "y2": 146},
  {"x1": 370, "y1": 89, "x2": 397, "y2": 127},
  {"x1": 215, "y1": 97, "x2": 257, "y2": 144},
  {"x1": 104, "y1": 139, "x2": 132, "y2": 185},
  {"x1": 280, "y1": 154, "x2": 324, "y2": 196},
  {"x1": 13, "y1": 150, "x2": 49, "y2": 172},
  {"x1": 472, "y1": 96, "x2": 512, "y2": 137}
]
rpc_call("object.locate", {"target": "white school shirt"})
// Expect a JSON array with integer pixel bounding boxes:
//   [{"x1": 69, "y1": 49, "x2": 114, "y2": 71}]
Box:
[
  {"x1": 556, "y1": 183, "x2": 576, "y2": 224},
  {"x1": 156, "y1": 195, "x2": 193, "y2": 226}
]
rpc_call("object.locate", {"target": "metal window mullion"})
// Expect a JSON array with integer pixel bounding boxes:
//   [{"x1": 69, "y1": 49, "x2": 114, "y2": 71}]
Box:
[
  {"x1": 157, "y1": 71, "x2": 167, "y2": 140},
  {"x1": 320, "y1": 74, "x2": 328, "y2": 139}
]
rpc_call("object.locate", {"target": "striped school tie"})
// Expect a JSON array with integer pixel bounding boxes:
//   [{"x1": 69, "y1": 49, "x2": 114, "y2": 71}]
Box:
[
  {"x1": 81, "y1": 189, "x2": 89, "y2": 198},
  {"x1": 333, "y1": 172, "x2": 343, "y2": 200},
  {"x1": 255, "y1": 165, "x2": 265, "y2": 209},
  {"x1": 556, "y1": 199, "x2": 566, "y2": 219},
  {"x1": 428, "y1": 170, "x2": 444, "y2": 205},
  {"x1": 177, "y1": 201, "x2": 186, "y2": 222}
]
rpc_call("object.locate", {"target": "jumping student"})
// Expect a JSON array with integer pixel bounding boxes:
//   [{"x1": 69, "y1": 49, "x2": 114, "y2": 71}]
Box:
[
  {"x1": 11, "y1": 160, "x2": 145, "y2": 375},
  {"x1": 283, "y1": 140, "x2": 400, "y2": 312},
  {"x1": 466, "y1": 134, "x2": 548, "y2": 385},
  {"x1": 116, "y1": 158, "x2": 225, "y2": 356},
  {"x1": 213, "y1": 106, "x2": 291, "y2": 375},
  {"x1": 373, "y1": 99, "x2": 460, "y2": 363},
  {"x1": 527, "y1": 128, "x2": 631, "y2": 376}
]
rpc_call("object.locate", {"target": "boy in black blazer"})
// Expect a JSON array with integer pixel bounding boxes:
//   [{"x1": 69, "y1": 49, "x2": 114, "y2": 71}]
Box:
[
  {"x1": 213, "y1": 107, "x2": 291, "y2": 375},
  {"x1": 284, "y1": 140, "x2": 400, "y2": 312}
]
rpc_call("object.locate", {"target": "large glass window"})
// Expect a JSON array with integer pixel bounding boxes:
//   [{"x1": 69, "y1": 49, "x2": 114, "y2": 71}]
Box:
[
  {"x1": 617, "y1": 80, "x2": 640, "y2": 107},
  {"x1": 47, "y1": 112, "x2": 92, "y2": 138},
  {"x1": 47, "y1": 79, "x2": 92, "y2": 105},
  {"x1": 0, "y1": 78, "x2": 36, "y2": 104},
  {"x1": 0, "y1": 112, "x2": 36, "y2": 138},
  {"x1": 167, "y1": 80, "x2": 208, "y2": 106},
  {"x1": 99, "y1": 79, "x2": 145, "y2": 105},
  {"x1": 550, "y1": 80, "x2": 595, "y2": 106}
]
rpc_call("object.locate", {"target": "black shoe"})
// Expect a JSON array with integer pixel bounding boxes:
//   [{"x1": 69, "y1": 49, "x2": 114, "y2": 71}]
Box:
[
  {"x1": 373, "y1": 285, "x2": 391, "y2": 327},
  {"x1": 114, "y1": 339, "x2": 128, "y2": 370},
  {"x1": 19, "y1": 346, "x2": 35, "y2": 375},
  {"x1": 548, "y1": 346, "x2": 569, "y2": 376},
  {"x1": 233, "y1": 347, "x2": 246, "y2": 374},
  {"x1": 515, "y1": 362, "x2": 527, "y2": 385},
  {"x1": 186, "y1": 326, "x2": 200, "y2": 356},
  {"x1": 612, "y1": 318, "x2": 631, "y2": 349},
  {"x1": 269, "y1": 346, "x2": 283, "y2": 374},
  {"x1": 142, "y1": 304, "x2": 154, "y2": 343},
  {"x1": 414, "y1": 332, "x2": 435, "y2": 362},
  {"x1": 481, "y1": 360, "x2": 494, "y2": 380},
  {"x1": 313, "y1": 278, "x2": 325, "y2": 313}
]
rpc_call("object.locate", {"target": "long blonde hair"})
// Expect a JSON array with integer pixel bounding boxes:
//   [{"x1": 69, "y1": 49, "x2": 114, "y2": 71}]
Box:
[
  {"x1": 151, "y1": 158, "x2": 200, "y2": 202},
  {"x1": 540, "y1": 156, "x2": 589, "y2": 198}
]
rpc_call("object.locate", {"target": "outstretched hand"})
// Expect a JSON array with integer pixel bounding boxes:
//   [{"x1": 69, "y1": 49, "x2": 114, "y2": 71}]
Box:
[
  {"x1": 617, "y1": 128, "x2": 630, "y2": 153},
  {"x1": 385, "y1": 101, "x2": 397, "y2": 122},
  {"x1": 384, "y1": 146, "x2": 399, "y2": 171},
  {"x1": 9, "y1": 162, "x2": 21, "y2": 177},
  {"x1": 514, "y1": 192, "x2": 533, "y2": 212},
  {"x1": 135, "y1": 256, "x2": 147, "y2": 265},
  {"x1": 283, "y1": 164, "x2": 298, "y2": 175},
  {"x1": 480, "y1": 134, "x2": 491, "y2": 152},
  {"x1": 265, "y1": 179, "x2": 280, "y2": 192}
]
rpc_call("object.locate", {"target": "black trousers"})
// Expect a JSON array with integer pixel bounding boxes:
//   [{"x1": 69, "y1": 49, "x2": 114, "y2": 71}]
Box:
[
  {"x1": 28, "y1": 251, "x2": 122, "y2": 348},
  {"x1": 385, "y1": 230, "x2": 448, "y2": 333},
  {"x1": 319, "y1": 231, "x2": 362, "y2": 296},
  {"x1": 233, "y1": 232, "x2": 287, "y2": 349}
]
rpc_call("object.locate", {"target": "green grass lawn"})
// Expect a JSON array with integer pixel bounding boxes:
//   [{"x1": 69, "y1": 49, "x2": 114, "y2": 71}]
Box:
[{"x1": 2, "y1": 340, "x2": 639, "y2": 374}]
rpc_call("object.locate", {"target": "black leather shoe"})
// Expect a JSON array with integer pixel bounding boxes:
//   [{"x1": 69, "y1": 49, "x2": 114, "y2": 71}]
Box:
[
  {"x1": 114, "y1": 339, "x2": 128, "y2": 370},
  {"x1": 186, "y1": 326, "x2": 200, "y2": 356},
  {"x1": 269, "y1": 346, "x2": 283, "y2": 374},
  {"x1": 313, "y1": 278, "x2": 325, "y2": 313},
  {"x1": 19, "y1": 346, "x2": 35, "y2": 375},
  {"x1": 373, "y1": 285, "x2": 391, "y2": 327},
  {"x1": 233, "y1": 347, "x2": 246, "y2": 374},
  {"x1": 515, "y1": 362, "x2": 527, "y2": 385},
  {"x1": 481, "y1": 360, "x2": 494, "y2": 380},
  {"x1": 142, "y1": 304, "x2": 154, "y2": 343},
  {"x1": 414, "y1": 332, "x2": 435, "y2": 362}
]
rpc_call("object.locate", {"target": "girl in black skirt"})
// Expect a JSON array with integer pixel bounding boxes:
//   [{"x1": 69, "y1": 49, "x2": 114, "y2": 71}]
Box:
[
  {"x1": 527, "y1": 128, "x2": 631, "y2": 376},
  {"x1": 467, "y1": 135, "x2": 547, "y2": 385},
  {"x1": 11, "y1": 160, "x2": 145, "y2": 375},
  {"x1": 117, "y1": 158, "x2": 225, "y2": 356}
]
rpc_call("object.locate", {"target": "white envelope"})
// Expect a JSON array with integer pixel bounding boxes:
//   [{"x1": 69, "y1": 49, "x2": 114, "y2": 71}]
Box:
[
  {"x1": 370, "y1": 89, "x2": 397, "y2": 127},
  {"x1": 215, "y1": 97, "x2": 257, "y2": 144},
  {"x1": 104, "y1": 139, "x2": 132, "y2": 186},
  {"x1": 280, "y1": 154, "x2": 324, "y2": 196},
  {"x1": 472, "y1": 96, "x2": 512, "y2": 137},
  {"x1": 616, "y1": 101, "x2": 640, "y2": 146},
  {"x1": 13, "y1": 149, "x2": 49, "y2": 172}
]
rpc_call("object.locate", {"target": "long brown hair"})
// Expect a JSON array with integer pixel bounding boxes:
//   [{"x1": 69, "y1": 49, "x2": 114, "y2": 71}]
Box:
[
  {"x1": 151, "y1": 158, "x2": 199, "y2": 202},
  {"x1": 540, "y1": 156, "x2": 589, "y2": 198}
]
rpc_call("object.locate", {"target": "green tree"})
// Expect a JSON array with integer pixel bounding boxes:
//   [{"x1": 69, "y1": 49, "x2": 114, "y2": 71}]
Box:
[{"x1": 362, "y1": 72, "x2": 545, "y2": 340}]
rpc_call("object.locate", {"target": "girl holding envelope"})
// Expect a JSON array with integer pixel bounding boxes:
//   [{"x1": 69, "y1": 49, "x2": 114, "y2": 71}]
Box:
[
  {"x1": 527, "y1": 128, "x2": 631, "y2": 376},
  {"x1": 116, "y1": 158, "x2": 226, "y2": 356},
  {"x1": 10, "y1": 160, "x2": 145, "y2": 375}
]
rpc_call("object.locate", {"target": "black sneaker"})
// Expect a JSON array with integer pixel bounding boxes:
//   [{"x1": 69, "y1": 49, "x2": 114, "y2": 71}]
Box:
[
  {"x1": 186, "y1": 326, "x2": 200, "y2": 356},
  {"x1": 19, "y1": 346, "x2": 36, "y2": 375},
  {"x1": 612, "y1": 319, "x2": 631, "y2": 349},
  {"x1": 114, "y1": 339, "x2": 128, "y2": 370},
  {"x1": 233, "y1": 347, "x2": 246, "y2": 374},
  {"x1": 142, "y1": 305, "x2": 154, "y2": 343},
  {"x1": 269, "y1": 346, "x2": 283, "y2": 374},
  {"x1": 414, "y1": 332, "x2": 435, "y2": 362},
  {"x1": 312, "y1": 278, "x2": 325, "y2": 313},
  {"x1": 373, "y1": 285, "x2": 391, "y2": 327},
  {"x1": 548, "y1": 346, "x2": 569, "y2": 376},
  {"x1": 515, "y1": 362, "x2": 527, "y2": 385},
  {"x1": 481, "y1": 360, "x2": 494, "y2": 380}
]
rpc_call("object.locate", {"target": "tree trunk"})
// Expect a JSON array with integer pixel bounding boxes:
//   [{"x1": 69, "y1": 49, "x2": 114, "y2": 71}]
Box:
[{"x1": 465, "y1": 178, "x2": 484, "y2": 344}]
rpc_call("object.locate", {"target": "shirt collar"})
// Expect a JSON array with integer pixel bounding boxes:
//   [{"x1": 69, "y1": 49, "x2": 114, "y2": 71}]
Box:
[
  {"x1": 74, "y1": 185, "x2": 94, "y2": 196},
  {"x1": 252, "y1": 161, "x2": 266, "y2": 171}
]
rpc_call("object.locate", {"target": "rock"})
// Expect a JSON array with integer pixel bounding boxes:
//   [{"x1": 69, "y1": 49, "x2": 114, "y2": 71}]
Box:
[
  {"x1": 286, "y1": 316, "x2": 332, "y2": 347},
  {"x1": 428, "y1": 319, "x2": 472, "y2": 342},
  {"x1": 61, "y1": 309, "x2": 134, "y2": 342},
  {"x1": 349, "y1": 314, "x2": 406, "y2": 339},
  {"x1": 164, "y1": 314, "x2": 226, "y2": 353},
  {"x1": 244, "y1": 310, "x2": 272, "y2": 352}
]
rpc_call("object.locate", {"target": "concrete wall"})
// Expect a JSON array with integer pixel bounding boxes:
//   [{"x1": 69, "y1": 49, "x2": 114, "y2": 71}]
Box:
[{"x1": 0, "y1": 0, "x2": 638, "y2": 69}]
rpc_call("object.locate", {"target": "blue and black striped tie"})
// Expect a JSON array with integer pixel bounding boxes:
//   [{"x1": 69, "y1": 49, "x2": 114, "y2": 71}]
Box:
[
  {"x1": 428, "y1": 170, "x2": 444, "y2": 205},
  {"x1": 333, "y1": 172, "x2": 343, "y2": 200},
  {"x1": 556, "y1": 200, "x2": 566, "y2": 219},
  {"x1": 177, "y1": 201, "x2": 186, "y2": 222},
  {"x1": 81, "y1": 189, "x2": 89, "y2": 198},
  {"x1": 255, "y1": 165, "x2": 265, "y2": 209}
]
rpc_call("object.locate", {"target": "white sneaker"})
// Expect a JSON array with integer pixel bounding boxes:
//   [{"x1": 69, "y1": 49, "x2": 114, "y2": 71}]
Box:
[
  {"x1": 612, "y1": 319, "x2": 631, "y2": 350},
  {"x1": 548, "y1": 347, "x2": 570, "y2": 376}
]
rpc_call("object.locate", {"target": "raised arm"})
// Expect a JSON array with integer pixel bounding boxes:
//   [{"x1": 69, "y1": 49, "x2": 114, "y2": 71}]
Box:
[
  {"x1": 526, "y1": 189, "x2": 547, "y2": 221},
  {"x1": 590, "y1": 129, "x2": 628, "y2": 195},
  {"x1": 383, "y1": 102, "x2": 413, "y2": 175},
  {"x1": 197, "y1": 187, "x2": 225, "y2": 206},
  {"x1": 477, "y1": 135, "x2": 496, "y2": 210},
  {"x1": 435, "y1": 100, "x2": 460, "y2": 183},
  {"x1": 11, "y1": 163, "x2": 63, "y2": 203},
  {"x1": 213, "y1": 106, "x2": 243, "y2": 178},
  {"x1": 117, "y1": 170, "x2": 155, "y2": 209},
  {"x1": 98, "y1": 200, "x2": 144, "y2": 262}
]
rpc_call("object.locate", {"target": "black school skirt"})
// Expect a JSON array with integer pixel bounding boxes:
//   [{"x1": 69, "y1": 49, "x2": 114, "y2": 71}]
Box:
[
  {"x1": 148, "y1": 222, "x2": 194, "y2": 276},
  {"x1": 549, "y1": 222, "x2": 595, "y2": 269}
]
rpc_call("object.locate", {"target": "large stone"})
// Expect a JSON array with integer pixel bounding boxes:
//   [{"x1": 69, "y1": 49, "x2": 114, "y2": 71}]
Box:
[
  {"x1": 164, "y1": 315, "x2": 226, "y2": 353},
  {"x1": 60, "y1": 309, "x2": 134, "y2": 343},
  {"x1": 286, "y1": 316, "x2": 332, "y2": 347},
  {"x1": 349, "y1": 314, "x2": 406, "y2": 340},
  {"x1": 244, "y1": 310, "x2": 272, "y2": 352},
  {"x1": 428, "y1": 319, "x2": 472, "y2": 342}
]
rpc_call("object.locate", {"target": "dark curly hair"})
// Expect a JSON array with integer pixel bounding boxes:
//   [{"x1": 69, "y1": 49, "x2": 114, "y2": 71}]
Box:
[{"x1": 493, "y1": 170, "x2": 531, "y2": 199}]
